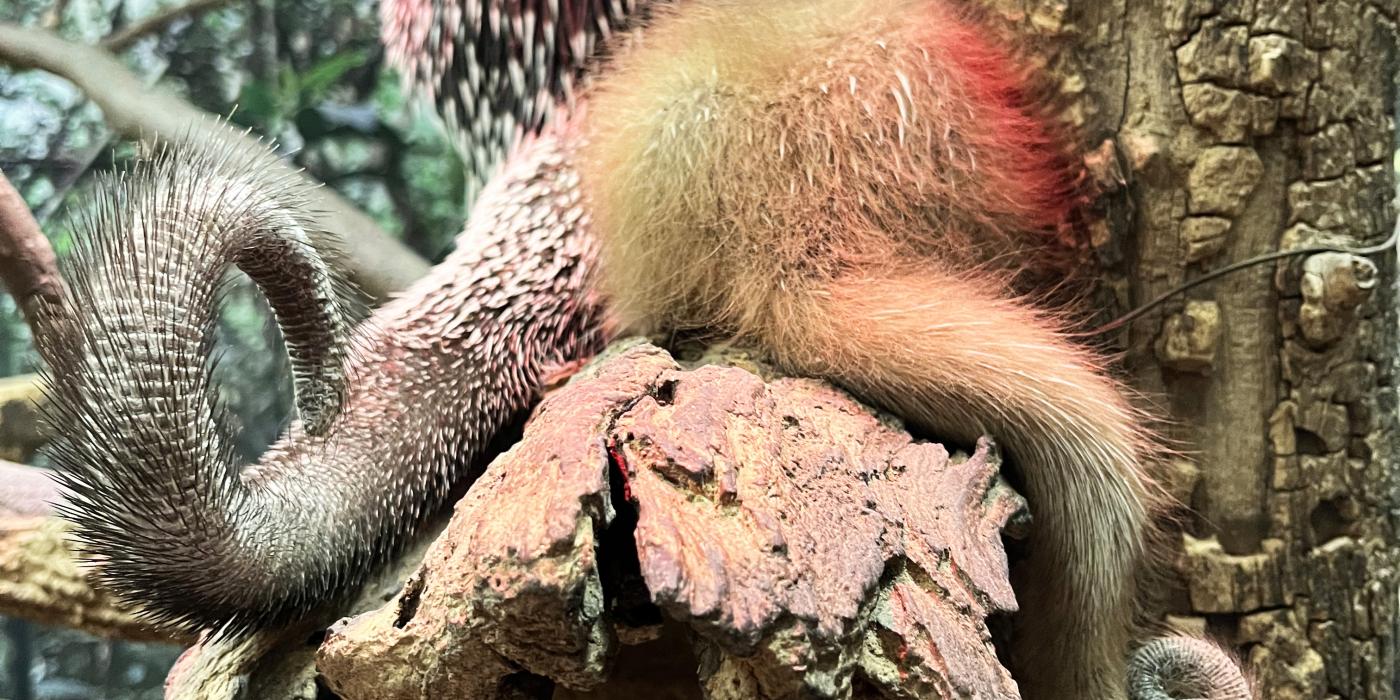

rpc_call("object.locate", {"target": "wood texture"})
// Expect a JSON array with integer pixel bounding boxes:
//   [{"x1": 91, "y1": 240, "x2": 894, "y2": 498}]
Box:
[
  {"x1": 319, "y1": 342, "x2": 1025, "y2": 699},
  {"x1": 1067, "y1": 0, "x2": 1399, "y2": 696}
]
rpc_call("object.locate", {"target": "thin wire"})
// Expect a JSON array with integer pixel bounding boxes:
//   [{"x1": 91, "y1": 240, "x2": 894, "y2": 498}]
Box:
[{"x1": 1088, "y1": 220, "x2": 1400, "y2": 336}]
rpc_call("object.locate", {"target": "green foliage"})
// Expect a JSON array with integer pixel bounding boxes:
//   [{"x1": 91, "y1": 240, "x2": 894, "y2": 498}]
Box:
[{"x1": 235, "y1": 49, "x2": 368, "y2": 132}]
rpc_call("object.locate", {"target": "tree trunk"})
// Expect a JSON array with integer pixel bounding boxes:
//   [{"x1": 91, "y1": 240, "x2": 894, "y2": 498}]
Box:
[{"x1": 1072, "y1": 0, "x2": 1399, "y2": 697}]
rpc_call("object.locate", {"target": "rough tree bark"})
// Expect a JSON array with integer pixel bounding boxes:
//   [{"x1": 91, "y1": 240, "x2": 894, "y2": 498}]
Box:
[{"x1": 1069, "y1": 0, "x2": 1398, "y2": 697}]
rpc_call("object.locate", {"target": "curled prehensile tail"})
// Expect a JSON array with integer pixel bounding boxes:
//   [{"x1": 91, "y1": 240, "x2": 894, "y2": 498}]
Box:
[
  {"x1": 36, "y1": 126, "x2": 606, "y2": 632},
  {"x1": 578, "y1": 1, "x2": 1162, "y2": 696}
]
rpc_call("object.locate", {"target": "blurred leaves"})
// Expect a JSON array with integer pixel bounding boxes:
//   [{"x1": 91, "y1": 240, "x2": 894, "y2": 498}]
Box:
[
  {"x1": 235, "y1": 49, "x2": 368, "y2": 134},
  {"x1": 300, "y1": 49, "x2": 367, "y2": 102}
]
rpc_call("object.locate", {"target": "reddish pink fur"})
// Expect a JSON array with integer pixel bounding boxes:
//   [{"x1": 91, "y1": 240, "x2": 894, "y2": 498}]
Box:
[{"x1": 918, "y1": 6, "x2": 1079, "y2": 232}]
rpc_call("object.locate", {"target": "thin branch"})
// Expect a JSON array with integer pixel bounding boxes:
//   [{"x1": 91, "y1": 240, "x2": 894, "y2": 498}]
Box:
[
  {"x1": 32, "y1": 136, "x2": 118, "y2": 223},
  {"x1": 32, "y1": 39, "x2": 178, "y2": 225},
  {"x1": 0, "y1": 504, "x2": 189, "y2": 644},
  {"x1": 0, "y1": 23, "x2": 430, "y2": 302},
  {"x1": 0, "y1": 408, "x2": 177, "y2": 641},
  {"x1": 100, "y1": 0, "x2": 241, "y2": 52},
  {"x1": 0, "y1": 168, "x2": 64, "y2": 326}
]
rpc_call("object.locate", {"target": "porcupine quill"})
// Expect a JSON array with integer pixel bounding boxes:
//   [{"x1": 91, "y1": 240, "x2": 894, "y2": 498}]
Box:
[{"x1": 1129, "y1": 637, "x2": 1254, "y2": 700}]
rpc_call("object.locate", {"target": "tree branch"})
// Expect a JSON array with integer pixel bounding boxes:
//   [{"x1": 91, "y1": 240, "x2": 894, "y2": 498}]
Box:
[
  {"x1": 173, "y1": 342, "x2": 1027, "y2": 697},
  {"x1": 0, "y1": 168, "x2": 64, "y2": 326},
  {"x1": 100, "y1": 0, "x2": 240, "y2": 52},
  {"x1": 0, "y1": 510, "x2": 187, "y2": 644},
  {"x1": 0, "y1": 460, "x2": 57, "y2": 519},
  {"x1": 0, "y1": 22, "x2": 430, "y2": 301}
]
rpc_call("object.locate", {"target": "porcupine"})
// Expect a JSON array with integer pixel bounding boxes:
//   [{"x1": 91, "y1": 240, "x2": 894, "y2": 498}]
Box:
[
  {"x1": 34, "y1": 0, "x2": 1240, "y2": 697},
  {"x1": 36, "y1": 0, "x2": 643, "y2": 635},
  {"x1": 379, "y1": 0, "x2": 646, "y2": 196}
]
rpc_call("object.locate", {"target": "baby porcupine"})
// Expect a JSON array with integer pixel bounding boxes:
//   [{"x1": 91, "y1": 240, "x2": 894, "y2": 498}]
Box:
[{"x1": 578, "y1": 2, "x2": 1160, "y2": 696}]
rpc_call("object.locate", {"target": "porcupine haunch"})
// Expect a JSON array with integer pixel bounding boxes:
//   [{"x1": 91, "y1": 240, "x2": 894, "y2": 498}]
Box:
[{"x1": 39, "y1": 0, "x2": 1171, "y2": 697}]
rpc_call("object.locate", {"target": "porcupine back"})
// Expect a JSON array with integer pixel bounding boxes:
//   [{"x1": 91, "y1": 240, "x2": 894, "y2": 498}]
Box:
[{"x1": 579, "y1": 1, "x2": 1162, "y2": 697}]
